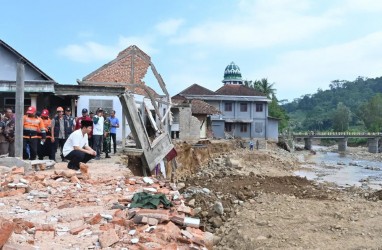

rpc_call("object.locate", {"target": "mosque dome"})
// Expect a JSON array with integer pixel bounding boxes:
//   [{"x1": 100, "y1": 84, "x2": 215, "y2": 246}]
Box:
[{"x1": 222, "y1": 62, "x2": 243, "y2": 85}]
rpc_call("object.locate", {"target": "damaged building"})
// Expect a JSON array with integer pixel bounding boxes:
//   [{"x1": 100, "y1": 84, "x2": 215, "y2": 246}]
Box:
[{"x1": 172, "y1": 62, "x2": 279, "y2": 141}]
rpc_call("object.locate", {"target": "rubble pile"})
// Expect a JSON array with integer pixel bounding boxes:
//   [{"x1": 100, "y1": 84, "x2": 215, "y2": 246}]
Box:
[{"x1": 0, "y1": 164, "x2": 214, "y2": 249}]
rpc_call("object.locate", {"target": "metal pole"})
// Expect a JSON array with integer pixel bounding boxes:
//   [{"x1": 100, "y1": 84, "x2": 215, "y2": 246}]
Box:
[{"x1": 15, "y1": 63, "x2": 25, "y2": 158}]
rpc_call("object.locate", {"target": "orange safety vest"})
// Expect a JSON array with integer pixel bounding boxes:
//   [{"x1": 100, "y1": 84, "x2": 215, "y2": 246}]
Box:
[
  {"x1": 23, "y1": 115, "x2": 46, "y2": 139},
  {"x1": 38, "y1": 117, "x2": 52, "y2": 139}
]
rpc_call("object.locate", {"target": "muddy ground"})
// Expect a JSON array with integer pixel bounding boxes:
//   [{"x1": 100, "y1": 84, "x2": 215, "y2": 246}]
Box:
[
  {"x1": 176, "y1": 141, "x2": 382, "y2": 249},
  {"x1": 2, "y1": 140, "x2": 382, "y2": 249}
]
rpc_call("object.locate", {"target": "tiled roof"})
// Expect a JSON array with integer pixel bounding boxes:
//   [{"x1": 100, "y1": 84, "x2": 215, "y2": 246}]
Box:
[
  {"x1": 171, "y1": 98, "x2": 220, "y2": 115},
  {"x1": 215, "y1": 84, "x2": 265, "y2": 96},
  {"x1": 190, "y1": 99, "x2": 220, "y2": 115},
  {"x1": 175, "y1": 83, "x2": 215, "y2": 96}
]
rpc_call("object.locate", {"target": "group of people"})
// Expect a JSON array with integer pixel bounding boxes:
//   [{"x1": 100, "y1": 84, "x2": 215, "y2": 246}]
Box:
[{"x1": 20, "y1": 106, "x2": 119, "y2": 170}]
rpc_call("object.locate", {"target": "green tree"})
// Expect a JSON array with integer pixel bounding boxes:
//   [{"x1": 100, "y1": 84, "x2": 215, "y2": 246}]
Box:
[
  {"x1": 269, "y1": 94, "x2": 289, "y2": 131},
  {"x1": 253, "y1": 78, "x2": 276, "y2": 98},
  {"x1": 358, "y1": 93, "x2": 382, "y2": 132},
  {"x1": 331, "y1": 102, "x2": 351, "y2": 131},
  {"x1": 246, "y1": 78, "x2": 288, "y2": 131}
]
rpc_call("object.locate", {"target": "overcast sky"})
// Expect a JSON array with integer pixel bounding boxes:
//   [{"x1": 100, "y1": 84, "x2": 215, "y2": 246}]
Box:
[{"x1": 2, "y1": 0, "x2": 382, "y2": 102}]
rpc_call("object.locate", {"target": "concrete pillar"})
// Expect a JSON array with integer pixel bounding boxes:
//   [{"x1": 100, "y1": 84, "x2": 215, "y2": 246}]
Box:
[
  {"x1": 30, "y1": 94, "x2": 38, "y2": 107},
  {"x1": 304, "y1": 138, "x2": 312, "y2": 150},
  {"x1": 338, "y1": 138, "x2": 348, "y2": 152},
  {"x1": 71, "y1": 98, "x2": 76, "y2": 117},
  {"x1": 368, "y1": 138, "x2": 379, "y2": 153}
]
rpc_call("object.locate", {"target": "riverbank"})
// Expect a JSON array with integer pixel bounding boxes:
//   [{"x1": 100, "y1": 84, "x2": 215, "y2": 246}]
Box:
[{"x1": 181, "y1": 142, "x2": 382, "y2": 249}]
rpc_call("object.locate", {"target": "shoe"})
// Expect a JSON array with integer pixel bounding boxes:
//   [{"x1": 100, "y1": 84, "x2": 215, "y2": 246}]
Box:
[
  {"x1": 95, "y1": 157, "x2": 100, "y2": 160},
  {"x1": 105, "y1": 155, "x2": 111, "y2": 158}
]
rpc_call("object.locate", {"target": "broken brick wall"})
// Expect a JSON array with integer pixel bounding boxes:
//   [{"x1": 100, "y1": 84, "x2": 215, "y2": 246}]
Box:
[{"x1": 178, "y1": 107, "x2": 200, "y2": 141}]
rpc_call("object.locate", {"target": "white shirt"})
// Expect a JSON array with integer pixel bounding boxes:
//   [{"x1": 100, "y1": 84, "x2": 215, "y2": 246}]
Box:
[
  {"x1": 63, "y1": 129, "x2": 89, "y2": 156},
  {"x1": 92, "y1": 116, "x2": 104, "y2": 135}
]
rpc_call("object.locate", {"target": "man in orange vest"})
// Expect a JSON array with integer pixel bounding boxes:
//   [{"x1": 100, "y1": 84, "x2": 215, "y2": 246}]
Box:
[
  {"x1": 38, "y1": 109, "x2": 54, "y2": 160},
  {"x1": 23, "y1": 106, "x2": 46, "y2": 160}
]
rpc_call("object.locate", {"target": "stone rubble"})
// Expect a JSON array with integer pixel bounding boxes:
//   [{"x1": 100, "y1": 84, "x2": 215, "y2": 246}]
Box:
[{"x1": 0, "y1": 164, "x2": 214, "y2": 249}]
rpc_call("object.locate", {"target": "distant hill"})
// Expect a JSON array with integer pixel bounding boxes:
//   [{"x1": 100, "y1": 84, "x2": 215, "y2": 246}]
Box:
[{"x1": 282, "y1": 76, "x2": 382, "y2": 131}]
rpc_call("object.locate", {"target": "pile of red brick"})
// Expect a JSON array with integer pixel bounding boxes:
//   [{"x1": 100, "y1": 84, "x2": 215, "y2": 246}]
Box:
[{"x1": 0, "y1": 165, "x2": 214, "y2": 249}]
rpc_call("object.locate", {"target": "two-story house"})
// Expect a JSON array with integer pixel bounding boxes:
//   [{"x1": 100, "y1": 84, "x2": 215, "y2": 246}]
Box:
[{"x1": 172, "y1": 62, "x2": 279, "y2": 141}]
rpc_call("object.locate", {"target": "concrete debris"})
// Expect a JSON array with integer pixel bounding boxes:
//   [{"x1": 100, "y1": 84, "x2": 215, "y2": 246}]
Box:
[{"x1": 0, "y1": 162, "x2": 214, "y2": 249}]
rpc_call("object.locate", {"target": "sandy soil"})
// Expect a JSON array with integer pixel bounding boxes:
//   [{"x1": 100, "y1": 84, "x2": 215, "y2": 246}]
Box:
[{"x1": 180, "y1": 142, "x2": 382, "y2": 249}]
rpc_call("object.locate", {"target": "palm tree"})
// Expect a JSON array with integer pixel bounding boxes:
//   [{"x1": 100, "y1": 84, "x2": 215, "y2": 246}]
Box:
[{"x1": 253, "y1": 78, "x2": 276, "y2": 98}]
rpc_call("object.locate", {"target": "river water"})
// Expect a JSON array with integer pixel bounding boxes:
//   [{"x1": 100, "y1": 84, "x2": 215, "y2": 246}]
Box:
[{"x1": 294, "y1": 146, "x2": 382, "y2": 190}]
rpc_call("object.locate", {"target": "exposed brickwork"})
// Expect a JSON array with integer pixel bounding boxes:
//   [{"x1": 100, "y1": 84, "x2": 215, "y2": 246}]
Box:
[{"x1": 83, "y1": 45, "x2": 157, "y2": 96}]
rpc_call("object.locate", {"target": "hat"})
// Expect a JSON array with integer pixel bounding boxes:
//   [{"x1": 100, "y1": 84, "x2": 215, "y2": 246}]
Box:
[
  {"x1": 36, "y1": 111, "x2": 41, "y2": 117},
  {"x1": 82, "y1": 108, "x2": 88, "y2": 113},
  {"x1": 97, "y1": 108, "x2": 103, "y2": 112},
  {"x1": 41, "y1": 109, "x2": 49, "y2": 117},
  {"x1": 56, "y1": 107, "x2": 64, "y2": 112},
  {"x1": 81, "y1": 120, "x2": 93, "y2": 127},
  {"x1": 65, "y1": 107, "x2": 71, "y2": 112},
  {"x1": 89, "y1": 111, "x2": 94, "y2": 114},
  {"x1": 26, "y1": 106, "x2": 36, "y2": 114}
]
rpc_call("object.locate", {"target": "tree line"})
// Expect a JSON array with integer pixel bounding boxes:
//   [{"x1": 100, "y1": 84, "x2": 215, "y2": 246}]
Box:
[{"x1": 282, "y1": 76, "x2": 382, "y2": 132}]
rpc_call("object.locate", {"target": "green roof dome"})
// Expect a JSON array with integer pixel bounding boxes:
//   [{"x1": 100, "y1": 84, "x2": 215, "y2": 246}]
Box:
[{"x1": 222, "y1": 61, "x2": 243, "y2": 85}]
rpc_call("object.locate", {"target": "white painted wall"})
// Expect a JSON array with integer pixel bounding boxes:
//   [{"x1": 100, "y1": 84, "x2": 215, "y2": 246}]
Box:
[{"x1": 77, "y1": 94, "x2": 168, "y2": 142}]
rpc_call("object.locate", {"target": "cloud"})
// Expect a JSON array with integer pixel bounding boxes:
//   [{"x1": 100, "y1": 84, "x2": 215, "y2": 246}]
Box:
[
  {"x1": 155, "y1": 19, "x2": 184, "y2": 36},
  {"x1": 170, "y1": 0, "x2": 340, "y2": 48},
  {"x1": 256, "y1": 31, "x2": 382, "y2": 101},
  {"x1": 58, "y1": 36, "x2": 156, "y2": 63}
]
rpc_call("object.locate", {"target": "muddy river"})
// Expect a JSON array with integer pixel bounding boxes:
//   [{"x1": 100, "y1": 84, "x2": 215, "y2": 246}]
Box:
[{"x1": 294, "y1": 146, "x2": 382, "y2": 189}]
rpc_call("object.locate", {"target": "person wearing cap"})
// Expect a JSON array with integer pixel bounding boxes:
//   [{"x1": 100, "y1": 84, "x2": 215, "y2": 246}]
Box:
[
  {"x1": 51, "y1": 107, "x2": 72, "y2": 162},
  {"x1": 37, "y1": 109, "x2": 54, "y2": 160},
  {"x1": 23, "y1": 106, "x2": 46, "y2": 160},
  {"x1": 92, "y1": 108, "x2": 104, "y2": 160},
  {"x1": 63, "y1": 120, "x2": 96, "y2": 170},
  {"x1": 64, "y1": 107, "x2": 75, "y2": 134}
]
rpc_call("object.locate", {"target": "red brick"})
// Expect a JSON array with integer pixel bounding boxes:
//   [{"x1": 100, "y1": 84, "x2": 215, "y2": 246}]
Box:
[
  {"x1": 136, "y1": 209, "x2": 170, "y2": 223},
  {"x1": 70, "y1": 175, "x2": 80, "y2": 183},
  {"x1": 79, "y1": 163, "x2": 89, "y2": 174},
  {"x1": 99, "y1": 223, "x2": 115, "y2": 231},
  {"x1": 157, "y1": 221, "x2": 181, "y2": 241},
  {"x1": 111, "y1": 217, "x2": 127, "y2": 227},
  {"x1": 87, "y1": 213, "x2": 102, "y2": 225},
  {"x1": 0, "y1": 218, "x2": 15, "y2": 247},
  {"x1": 11, "y1": 167, "x2": 24, "y2": 175},
  {"x1": 6, "y1": 188, "x2": 26, "y2": 197},
  {"x1": 99, "y1": 229, "x2": 119, "y2": 248},
  {"x1": 12, "y1": 219, "x2": 34, "y2": 234},
  {"x1": 69, "y1": 225, "x2": 88, "y2": 235}
]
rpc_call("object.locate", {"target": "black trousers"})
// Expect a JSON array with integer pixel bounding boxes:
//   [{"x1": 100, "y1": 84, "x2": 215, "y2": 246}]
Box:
[
  {"x1": 54, "y1": 138, "x2": 67, "y2": 161},
  {"x1": 64, "y1": 150, "x2": 94, "y2": 170},
  {"x1": 38, "y1": 138, "x2": 55, "y2": 160},
  {"x1": 23, "y1": 138, "x2": 38, "y2": 160},
  {"x1": 110, "y1": 133, "x2": 117, "y2": 153}
]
